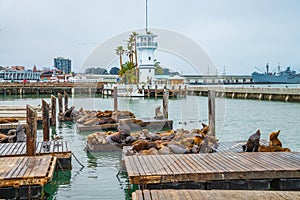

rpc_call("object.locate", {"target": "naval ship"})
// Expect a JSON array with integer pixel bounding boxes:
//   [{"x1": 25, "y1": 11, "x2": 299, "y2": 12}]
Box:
[{"x1": 252, "y1": 63, "x2": 300, "y2": 84}]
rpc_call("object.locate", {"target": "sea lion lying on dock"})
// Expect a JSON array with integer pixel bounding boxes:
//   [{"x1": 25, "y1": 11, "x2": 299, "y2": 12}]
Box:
[
  {"x1": 243, "y1": 130, "x2": 261, "y2": 152},
  {"x1": 258, "y1": 145, "x2": 291, "y2": 152},
  {"x1": 0, "y1": 123, "x2": 26, "y2": 143},
  {"x1": 0, "y1": 118, "x2": 18, "y2": 124}
]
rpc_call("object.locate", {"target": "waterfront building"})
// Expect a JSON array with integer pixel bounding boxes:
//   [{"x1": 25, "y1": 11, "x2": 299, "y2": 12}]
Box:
[
  {"x1": 54, "y1": 57, "x2": 72, "y2": 74},
  {"x1": 0, "y1": 70, "x2": 41, "y2": 82}
]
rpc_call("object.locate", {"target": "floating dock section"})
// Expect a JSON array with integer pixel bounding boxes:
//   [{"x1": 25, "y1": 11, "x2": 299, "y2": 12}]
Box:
[
  {"x1": 0, "y1": 155, "x2": 56, "y2": 199},
  {"x1": 188, "y1": 86, "x2": 300, "y2": 102},
  {"x1": 125, "y1": 152, "x2": 300, "y2": 190},
  {"x1": 0, "y1": 141, "x2": 72, "y2": 169},
  {"x1": 132, "y1": 189, "x2": 300, "y2": 200}
]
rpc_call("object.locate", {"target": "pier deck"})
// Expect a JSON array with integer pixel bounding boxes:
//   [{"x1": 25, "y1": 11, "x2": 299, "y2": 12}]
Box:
[
  {"x1": 125, "y1": 152, "x2": 300, "y2": 189},
  {"x1": 132, "y1": 189, "x2": 300, "y2": 200},
  {"x1": 0, "y1": 155, "x2": 56, "y2": 188},
  {"x1": 0, "y1": 105, "x2": 50, "y2": 123},
  {"x1": 0, "y1": 140, "x2": 72, "y2": 169}
]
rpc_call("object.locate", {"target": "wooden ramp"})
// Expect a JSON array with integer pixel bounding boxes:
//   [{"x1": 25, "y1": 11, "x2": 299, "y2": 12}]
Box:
[
  {"x1": 125, "y1": 152, "x2": 300, "y2": 185},
  {"x1": 0, "y1": 155, "x2": 56, "y2": 188},
  {"x1": 0, "y1": 141, "x2": 72, "y2": 169},
  {"x1": 133, "y1": 189, "x2": 300, "y2": 200}
]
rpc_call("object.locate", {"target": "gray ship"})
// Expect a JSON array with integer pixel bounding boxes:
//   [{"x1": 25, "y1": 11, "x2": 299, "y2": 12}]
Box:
[{"x1": 252, "y1": 63, "x2": 300, "y2": 84}]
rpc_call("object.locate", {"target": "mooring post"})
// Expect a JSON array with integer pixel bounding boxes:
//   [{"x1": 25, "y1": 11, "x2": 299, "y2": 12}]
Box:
[
  {"x1": 208, "y1": 90, "x2": 216, "y2": 136},
  {"x1": 42, "y1": 99, "x2": 50, "y2": 141},
  {"x1": 26, "y1": 105, "x2": 37, "y2": 156},
  {"x1": 163, "y1": 89, "x2": 169, "y2": 119},
  {"x1": 114, "y1": 86, "x2": 118, "y2": 111},
  {"x1": 58, "y1": 93, "x2": 63, "y2": 114},
  {"x1": 64, "y1": 91, "x2": 69, "y2": 112},
  {"x1": 51, "y1": 95, "x2": 56, "y2": 126}
]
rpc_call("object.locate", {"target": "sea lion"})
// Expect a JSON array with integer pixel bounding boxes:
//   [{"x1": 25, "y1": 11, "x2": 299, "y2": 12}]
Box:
[
  {"x1": 0, "y1": 118, "x2": 18, "y2": 124},
  {"x1": 243, "y1": 129, "x2": 261, "y2": 152},
  {"x1": 258, "y1": 145, "x2": 291, "y2": 152},
  {"x1": 200, "y1": 123, "x2": 210, "y2": 136},
  {"x1": 154, "y1": 106, "x2": 164, "y2": 120},
  {"x1": 16, "y1": 123, "x2": 26, "y2": 142},
  {"x1": 269, "y1": 130, "x2": 282, "y2": 147}
]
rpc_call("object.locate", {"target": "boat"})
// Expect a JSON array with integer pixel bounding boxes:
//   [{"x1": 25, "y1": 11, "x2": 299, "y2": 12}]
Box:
[
  {"x1": 252, "y1": 63, "x2": 300, "y2": 84},
  {"x1": 117, "y1": 88, "x2": 145, "y2": 97}
]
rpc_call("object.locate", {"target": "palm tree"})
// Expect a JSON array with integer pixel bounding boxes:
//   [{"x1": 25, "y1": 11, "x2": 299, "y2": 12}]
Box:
[
  {"x1": 115, "y1": 46, "x2": 125, "y2": 70},
  {"x1": 130, "y1": 32, "x2": 139, "y2": 83}
]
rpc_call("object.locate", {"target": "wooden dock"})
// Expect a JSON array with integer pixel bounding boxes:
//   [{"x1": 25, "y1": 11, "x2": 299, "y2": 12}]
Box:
[
  {"x1": 0, "y1": 105, "x2": 51, "y2": 124},
  {"x1": 0, "y1": 155, "x2": 56, "y2": 199},
  {"x1": 0, "y1": 141, "x2": 72, "y2": 169},
  {"x1": 125, "y1": 152, "x2": 300, "y2": 190},
  {"x1": 132, "y1": 189, "x2": 300, "y2": 200},
  {"x1": 188, "y1": 86, "x2": 300, "y2": 102}
]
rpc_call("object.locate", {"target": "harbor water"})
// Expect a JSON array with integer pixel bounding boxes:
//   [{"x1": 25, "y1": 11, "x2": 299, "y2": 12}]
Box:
[{"x1": 0, "y1": 93, "x2": 299, "y2": 199}]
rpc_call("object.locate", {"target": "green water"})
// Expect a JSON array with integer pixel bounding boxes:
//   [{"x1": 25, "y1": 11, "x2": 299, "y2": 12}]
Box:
[{"x1": 0, "y1": 94, "x2": 299, "y2": 199}]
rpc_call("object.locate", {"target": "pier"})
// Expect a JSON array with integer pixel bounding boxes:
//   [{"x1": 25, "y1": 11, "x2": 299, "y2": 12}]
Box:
[
  {"x1": 124, "y1": 152, "x2": 300, "y2": 190},
  {"x1": 188, "y1": 86, "x2": 300, "y2": 102}
]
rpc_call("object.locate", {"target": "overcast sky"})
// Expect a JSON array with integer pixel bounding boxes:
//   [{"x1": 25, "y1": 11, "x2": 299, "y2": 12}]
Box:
[{"x1": 1, "y1": 0, "x2": 300, "y2": 74}]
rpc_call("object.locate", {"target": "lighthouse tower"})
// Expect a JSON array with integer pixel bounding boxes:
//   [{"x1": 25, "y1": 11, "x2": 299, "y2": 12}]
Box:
[
  {"x1": 137, "y1": 33, "x2": 157, "y2": 83},
  {"x1": 137, "y1": 0, "x2": 158, "y2": 84}
]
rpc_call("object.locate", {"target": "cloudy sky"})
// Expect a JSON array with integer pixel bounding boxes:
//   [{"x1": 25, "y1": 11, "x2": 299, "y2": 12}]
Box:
[{"x1": 1, "y1": 0, "x2": 300, "y2": 74}]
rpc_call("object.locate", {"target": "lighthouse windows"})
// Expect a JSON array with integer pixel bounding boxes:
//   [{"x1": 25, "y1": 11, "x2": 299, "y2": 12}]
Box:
[{"x1": 148, "y1": 56, "x2": 151, "y2": 61}]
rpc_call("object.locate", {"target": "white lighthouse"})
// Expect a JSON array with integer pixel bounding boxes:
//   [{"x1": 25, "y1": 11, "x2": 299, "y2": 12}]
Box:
[
  {"x1": 137, "y1": 0, "x2": 158, "y2": 84},
  {"x1": 137, "y1": 33, "x2": 157, "y2": 83}
]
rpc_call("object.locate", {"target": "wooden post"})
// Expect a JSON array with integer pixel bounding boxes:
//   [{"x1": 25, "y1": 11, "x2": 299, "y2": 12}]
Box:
[
  {"x1": 51, "y1": 95, "x2": 56, "y2": 126},
  {"x1": 58, "y1": 93, "x2": 63, "y2": 114},
  {"x1": 26, "y1": 105, "x2": 37, "y2": 156},
  {"x1": 163, "y1": 89, "x2": 169, "y2": 119},
  {"x1": 113, "y1": 86, "x2": 118, "y2": 111},
  {"x1": 64, "y1": 91, "x2": 69, "y2": 112},
  {"x1": 208, "y1": 90, "x2": 216, "y2": 136},
  {"x1": 42, "y1": 99, "x2": 50, "y2": 141}
]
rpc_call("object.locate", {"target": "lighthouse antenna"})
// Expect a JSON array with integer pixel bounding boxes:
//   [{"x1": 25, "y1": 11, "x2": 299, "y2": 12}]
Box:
[{"x1": 146, "y1": 0, "x2": 148, "y2": 33}]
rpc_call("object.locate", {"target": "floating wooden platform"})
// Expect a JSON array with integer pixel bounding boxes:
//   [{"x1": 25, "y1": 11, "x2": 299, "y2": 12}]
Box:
[
  {"x1": 0, "y1": 120, "x2": 26, "y2": 130},
  {"x1": 0, "y1": 141, "x2": 72, "y2": 169},
  {"x1": 0, "y1": 155, "x2": 56, "y2": 188},
  {"x1": 0, "y1": 105, "x2": 51, "y2": 123},
  {"x1": 77, "y1": 119, "x2": 173, "y2": 132},
  {"x1": 0, "y1": 155, "x2": 56, "y2": 199},
  {"x1": 133, "y1": 189, "x2": 300, "y2": 200},
  {"x1": 125, "y1": 152, "x2": 300, "y2": 190}
]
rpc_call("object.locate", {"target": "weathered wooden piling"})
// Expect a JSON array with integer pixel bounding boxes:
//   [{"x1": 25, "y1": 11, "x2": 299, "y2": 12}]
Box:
[
  {"x1": 208, "y1": 90, "x2": 216, "y2": 136},
  {"x1": 163, "y1": 89, "x2": 169, "y2": 119},
  {"x1": 51, "y1": 95, "x2": 56, "y2": 126},
  {"x1": 114, "y1": 86, "x2": 118, "y2": 111},
  {"x1": 26, "y1": 105, "x2": 37, "y2": 156},
  {"x1": 64, "y1": 92, "x2": 69, "y2": 112},
  {"x1": 42, "y1": 99, "x2": 50, "y2": 141},
  {"x1": 58, "y1": 93, "x2": 63, "y2": 114}
]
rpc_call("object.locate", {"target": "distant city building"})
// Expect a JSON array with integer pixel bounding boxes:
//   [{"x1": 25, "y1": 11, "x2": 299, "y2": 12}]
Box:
[
  {"x1": 54, "y1": 57, "x2": 72, "y2": 74},
  {"x1": 0, "y1": 69, "x2": 41, "y2": 82}
]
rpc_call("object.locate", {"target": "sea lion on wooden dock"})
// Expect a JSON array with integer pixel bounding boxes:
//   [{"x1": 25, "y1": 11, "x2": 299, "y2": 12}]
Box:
[
  {"x1": 154, "y1": 106, "x2": 164, "y2": 120},
  {"x1": 269, "y1": 130, "x2": 282, "y2": 147},
  {"x1": 258, "y1": 145, "x2": 291, "y2": 152},
  {"x1": 243, "y1": 129, "x2": 261, "y2": 152},
  {"x1": 0, "y1": 118, "x2": 18, "y2": 124}
]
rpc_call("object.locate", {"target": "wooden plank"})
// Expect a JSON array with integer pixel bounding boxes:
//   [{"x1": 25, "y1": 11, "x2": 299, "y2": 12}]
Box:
[{"x1": 26, "y1": 105, "x2": 37, "y2": 156}]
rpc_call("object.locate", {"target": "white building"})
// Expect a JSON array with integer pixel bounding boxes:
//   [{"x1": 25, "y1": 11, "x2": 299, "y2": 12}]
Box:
[{"x1": 136, "y1": 33, "x2": 158, "y2": 83}]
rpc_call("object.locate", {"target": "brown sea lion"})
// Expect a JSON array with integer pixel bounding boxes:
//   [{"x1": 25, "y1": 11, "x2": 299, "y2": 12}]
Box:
[
  {"x1": 258, "y1": 145, "x2": 291, "y2": 152},
  {"x1": 200, "y1": 123, "x2": 210, "y2": 136},
  {"x1": 269, "y1": 130, "x2": 282, "y2": 147},
  {"x1": 243, "y1": 129, "x2": 261, "y2": 152},
  {"x1": 0, "y1": 118, "x2": 19, "y2": 124}
]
